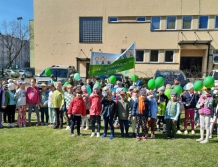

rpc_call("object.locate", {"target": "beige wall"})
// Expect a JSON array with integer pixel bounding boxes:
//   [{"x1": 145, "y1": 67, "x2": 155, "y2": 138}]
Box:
[{"x1": 34, "y1": 0, "x2": 218, "y2": 78}]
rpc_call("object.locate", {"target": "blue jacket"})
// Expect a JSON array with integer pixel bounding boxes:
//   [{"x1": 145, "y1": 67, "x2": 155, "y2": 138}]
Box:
[
  {"x1": 132, "y1": 98, "x2": 151, "y2": 117},
  {"x1": 148, "y1": 98, "x2": 159, "y2": 119},
  {"x1": 9, "y1": 92, "x2": 16, "y2": 105},
  {"x1": 182, "y1": 92, "x2": 198, "y2": 109},
  {"x1": 40, "y1": 90, "x2": 49, "y2": 106}
]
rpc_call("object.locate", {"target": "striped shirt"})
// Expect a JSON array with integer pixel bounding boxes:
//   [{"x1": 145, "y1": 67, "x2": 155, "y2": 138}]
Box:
[{"x1": 64, "y1": 92, "x2": 74, "y2": 109}]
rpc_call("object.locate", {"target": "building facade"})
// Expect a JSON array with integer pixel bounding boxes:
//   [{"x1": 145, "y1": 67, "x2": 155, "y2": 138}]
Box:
[{"x1": 34, "y1": 0, "x2": 218, "y2": 78}]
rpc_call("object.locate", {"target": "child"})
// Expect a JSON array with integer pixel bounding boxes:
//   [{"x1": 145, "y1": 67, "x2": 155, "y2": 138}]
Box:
[
  {"x1": 64, "y1": 84, "x2": 74, "y2": 130},
  {"x1": 129, "y1": 88, "x2": 139, "y2": 138},
  {"x1": 196, "y1": 88, "x2": 213, "y2": 144},
  {"x1": 146, "y1": 91, "x2": 158, "y2": 138},
  {"x1": 14, "y1": 81, "x2": 27, "y2": 127},
  {"x1": 164, "y1": 92, "x2": 180, "y2": 139},
  {"x1": 156, "y1": 86, "x2": 168, "y2": 132},
  {"x1": 68, "y1": 89, "x2": 86, "y2": 137},
  {"x1": 132, "y1": 88, "x2": 151, "y2": 141},
  {"x1": 100, "y1": 91, "x2": 117, "y2": 140},
  {"x1": 90, "y1": 84, "x2": 103, "y2": 137},
  {"x1": 26, "y1": 78, "x2": 40, "y2": 126},
  {"x1": 40, "y1": 83, "x2": 49, "y2": 126},
  {"x1": 209, "y1": 90, "x2": 218, "y2": 138},
  {"x1": 176, "y1": 95, "x2": 185, "y2": 134},
  {"x1": 52, "y1": 82, "x2": 64, "y2": 129},
  {"x1": 81, "y1": 85, "x2": 90, "y2": 130},
  {"x1": 0, "y1": 82, "x2": 4, "y2": 128},
  {"x1": 117, "y1": 90, "x2": 131, "y2": 138},
  {"x1": 48, "y1": 83, "x2": 55, "y2": 126},
  {"x1": 182, "y1": 83, "x2": 198, "y2": 134}
]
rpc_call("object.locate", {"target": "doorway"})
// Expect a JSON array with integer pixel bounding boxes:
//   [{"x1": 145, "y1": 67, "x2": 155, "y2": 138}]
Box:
[
  {"x1": 180, "y1": 57, "x2": 203, "y2": 78},
  {"x1": 86, "y1": 63, "x2": 90, "y2": 79}
]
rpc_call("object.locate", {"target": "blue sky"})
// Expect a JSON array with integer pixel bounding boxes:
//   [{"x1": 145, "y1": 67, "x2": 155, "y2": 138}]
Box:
[{"x1": 0, "y1": 0, "x2": 33, "y2": 26}]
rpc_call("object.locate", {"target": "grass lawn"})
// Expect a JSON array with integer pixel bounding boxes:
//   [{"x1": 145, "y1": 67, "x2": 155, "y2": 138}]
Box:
[{"x1": 0, "y1": 113, "x2": 218, "y2": 167}]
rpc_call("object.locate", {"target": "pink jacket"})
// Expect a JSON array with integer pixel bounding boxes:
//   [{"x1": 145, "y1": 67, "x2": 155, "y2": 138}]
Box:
[
  {"x1": 198, "y1": 94, "x2": 213, "y2": 115},
  {"x1": 89, "y1": 93, "x2": 103, "y2": 116},
  {"x1": 82, "y1": 92, "x2": 90, "y2": 110},
  {"x1": 26, "y1": 86, "x2": 40, "y2": 105}
]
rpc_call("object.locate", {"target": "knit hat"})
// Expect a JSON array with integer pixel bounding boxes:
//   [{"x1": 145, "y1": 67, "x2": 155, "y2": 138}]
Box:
[
  {"x1": 8, "y1": 79, "x2": 13, "y2": 83},
  {"x1": 129, "y1": 85, "x2": 135, "y2": 91},
  {"x1": 3, "y1": 84, "x2": 8, "y2": 90},
  {"x1": 140, "y1": 88, "x2": 147, "y2": 96},
  {"x1": 170, "y1": 91, "x2": 177, "y2": 96},
  {"x1": 93, "y1": 83, "x2": 100, "y2": 90},
  {"x1": 158, "y1": 86, "x2": 165, "y2": 91},
  {"x1": 81, "y1": 85, "x2": 87, "y2": 92}
]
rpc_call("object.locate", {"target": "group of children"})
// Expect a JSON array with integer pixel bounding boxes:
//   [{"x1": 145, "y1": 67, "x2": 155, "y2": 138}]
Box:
[{"x1": 0, "y1": 77, "x2": 217, "y2": 143}]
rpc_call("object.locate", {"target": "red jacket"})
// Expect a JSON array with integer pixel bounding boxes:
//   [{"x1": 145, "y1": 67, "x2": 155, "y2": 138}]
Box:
[
  {"x1": 89, "y1": 93, "x2": 103, "y2": 116},
  {"x1": 68, "y1": 97, "x2": 86, "y2": 116},
  {"x1": 26, "y1": 86, "x2": 40, "y2": 105}
]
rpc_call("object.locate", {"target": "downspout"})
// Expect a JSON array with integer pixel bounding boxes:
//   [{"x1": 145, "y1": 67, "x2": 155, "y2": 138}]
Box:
[{"x1": 206, "y1": 42, "x2": 211, "y2": 76}]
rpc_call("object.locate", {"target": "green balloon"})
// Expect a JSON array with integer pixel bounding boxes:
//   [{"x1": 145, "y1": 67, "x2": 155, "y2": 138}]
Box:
[
  {"x1": 173, "y1": 85, "x2": 182, "y2": 95},
  {"x1": 86, "y1": 85, "x2": 92, "y2": 95},
  {"x1": 148, "y1": 79, "x2": 156, "y2": 90},
  {"x1": 74, "y1": 73, "x2": 80, "y2": 80},
  {"x1": 109, "y1": 75, "x2": 116, "y2": 84},
  {"x1": 164, "y1": 88, "x2": 172, "y2": 99},
  {"x1": 203, "y1": 76, "x2": 215, "y2": 88},
  {"x1": 45, "y1": 68, "x2": 51, "y2": 77},
  {"x1": 193, "y1": 80, "x2": 203, "y2": 91},
  {"x1": 130, "y1": 74, "x2": 138, "y2": 82},
  {"x1": 155, "y1": 77, "x2": 164, "y2": 88},
  {"x1": 63, "y1": 81, "x2": 70, "y2": 87}
]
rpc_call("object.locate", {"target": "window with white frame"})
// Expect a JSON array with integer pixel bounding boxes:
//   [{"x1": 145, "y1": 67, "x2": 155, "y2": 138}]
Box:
[
  {"x1": 182, "y1": 16, "x2": 192, "y2": 29},
  {"x1": 136, "y1": 50, "x2": 144, "y2": 62},
  {"x1": 215, "y1": 16, "x2": 218, "y2": 29},
  {"x1": 199, "y1": 16, "x2": 209, "y2": 29},
  {"x1": 79, "y1": 17, "x2": 102, "y2": 43},
  {"x1": 166, "y1": 16, "x2": 176, "y2": 29},
  {"x1": 150, "y1": 50, "x2": 159, "y2": 62},
  {"x1": 151, "y1": 17, "x2": 161, "y2": 30},
  {"x1": 165, "y1": 50, "x2": 174, "y2": 62},
  {"x1": 108, "y1": 17, "x2": 118, "y2": 22},
  {"x1": 136, "y1": 17, "x2": 146, "y2": 22}
]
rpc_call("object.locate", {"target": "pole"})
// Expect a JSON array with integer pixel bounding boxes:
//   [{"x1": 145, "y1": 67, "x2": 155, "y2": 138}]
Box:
[{"x1": 17, "y1": 17, "x2": 22, "y2": 69}]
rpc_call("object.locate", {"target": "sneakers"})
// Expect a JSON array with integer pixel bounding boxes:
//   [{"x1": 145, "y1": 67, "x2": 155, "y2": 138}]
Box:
[
  {"x1": 156, "y1": 128, "x2": 160, "y2": 132},
  {"x1": 171, "y1": 136, "x2": 175, "y2": 140},
  {"x1": 121, "y1": 133, "x2": 125, "y2": 138},
  {"x1": 28, "y1": 122, "x2": 32, "y2": 126},
  {"x1": 84, "y1": 127, "x2": 89, "y2": 130},
  {"x1": 45, "y1": 123, "x2": 48, "y2": 126},
  {"x1": 136, "y1": 136, "x2": 140, "y2": 141},
  {"x1": 65, "y1": 126, "x2": 71, "y2": 130},
  {"x1": 177, "y1": 130, "x2": 182, "y2": 134},
  {"x1": 132, "y1": 133, "x2": 136, "y2": 138},
  {"x1": 151, "y1": 134, "x2": 155, "y2": 139},
  {"x1": 7, "y1": 123, "x2": 11, "y2": 127},
  {"x1": 162, "y1": 129, "x2": 167, "y2": 133},
  {"x1": 11, "y1": 123, "x2": 15, "y2": 127},
  {"x1": 90, "y1": 132, "x2": 95, "y2": 137},
  {"x1": 41, "y1": 123, "x2": 44, "y2": 126},
  {"x1": 96, "y1": 132, "x2": 100, "y2": 137},
  {"x1": 80, "y1": 127, "x2": 84, "y2": 130},
  {"x1": 209, "y1": 135, "x2": 212, "y2": 139},
  {"x1": 101, "y1": 134, "x2": 107, "y2": 138},
  {"x1": 166, "y1": 136, "x2": 171, "y2": 139},
  {"x1": 142, "y1": 137, "x2": 147, "y2": 141},
  {"x1": 23, "y1": 125, "x2": 26, "y2": 127},
  {"x1": 184, "y1": 130, "x2": 188, "y2": 134},
  {"x1": 200, "y1": 140, "x2": 209, "y2": 144},
  {"x1": 71, "y1": 134, "x2": 76, "y2": 137},
  {"x1": 36, "y1": 123, "x2": 40, "y2": 126},
  {"x1": 125, "y1": 133, "x2": 130, "y2": 138},
  {"x1": 196, "y1": 138, "x2": 204, "y2": 142},
  {"x1": 109, "y1": 135, "x2": 114, "y2": 140},
  {"x1": 19, "y1": 125, "x2": 22, "y2": 128},
  {"x1": 191, "y1": 130, "x2": 195, "y2": 134}
]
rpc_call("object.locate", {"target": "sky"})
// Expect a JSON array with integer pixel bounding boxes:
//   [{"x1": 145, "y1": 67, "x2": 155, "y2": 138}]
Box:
[{"x1": 0, "y1": 0, "x2": 33, "y2": 26}]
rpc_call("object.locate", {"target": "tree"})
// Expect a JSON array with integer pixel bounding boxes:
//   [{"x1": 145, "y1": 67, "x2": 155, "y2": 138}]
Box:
[{"x1": 0, "y1": 20, "x2": 31, "y2": 68}]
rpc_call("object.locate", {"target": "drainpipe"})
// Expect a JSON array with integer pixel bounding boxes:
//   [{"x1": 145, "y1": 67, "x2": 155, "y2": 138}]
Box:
[{"x1": 206, "y1": 42, "x2": 211, "y2": 76}]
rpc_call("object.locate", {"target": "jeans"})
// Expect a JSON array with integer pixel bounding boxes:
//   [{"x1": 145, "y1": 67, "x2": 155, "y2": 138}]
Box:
[
  {"x1": 48, "y1": 108, "x2": 55, "y2": 124},
  {"x1": 199, "y1": 115, "x2": 211, "y2": 141},
  {"x1": 64, "y1": 110, "x2": 71, "y2": 126},
  {"x1": 194, "y1": 109, "x2": 200, "y2": 124},
  {"x1": 184, "y1": 109, "x2": 195, "y2": 130},
  {"x1": 0, "y1": 112, "x2": 3, "y2": 127},
  {"x1": 119, "y1": 119, "x2": 129, "y2": 135},
  {"x1": 157, "y1": 116, "x2": 166, "y2": 126},
  {"x1": 40, "y1": 107, "x2": 49, "y2": 123},
  {"x1": 28, "y1": 104, "x2": 40, "y2": 123},
  {"x1": 103, "y1": 116, "x2": 114, "y2": 136},
  {"x1": 166, "y1": 119, "x2": 176, "y2": 137},
  {"x1": 17, "y1": 106, "x2": 26, "y2": 126},
  {"x1": 91, "y1": 115, "x2": 101, "y2": 133},
  {"x1": 71, "y1": 115, "x2": 81, "y2": 135},
  {"x1": 54, "y1": 108, "x2": 63, "y2": 128},
  {"x1": 7, "y1": 105, "x2": 16, "y2": 124}
]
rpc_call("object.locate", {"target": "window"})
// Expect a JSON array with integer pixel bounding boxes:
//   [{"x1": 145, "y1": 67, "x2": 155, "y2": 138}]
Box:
[
  {"x1": 109, "y1": 17, "x2": 118, "y2": 22},
  {"x1": 199, "y1": 16, "x2": 209, "y2": 29},
  {"x1": 150, "y1": 50, "x2": 159, "y2": 62},
  {"x1": 136, "y1": 50, "x2": 144, "y2": 62},
  {"x1": 182, "y1": 16, "x2": 192, "y2": 29},
  {"x1": 79, "y1": 17, "x2": 102, "y2": 43},
  {"x1": 136, "y1": 17, "x2": 146, "y2": 22},
  {"x1": 165, "y1": 50, "x2": 174, "y2": 62},
  {"x1": 215, "y1": 16, "x2": 218, "y2": 29},
  {"x1": 151, "y1": 17, "x2": 161, "y2": 30},
  {"x1": 166, "y1": 16, "x2": 176, "y2": 29}
]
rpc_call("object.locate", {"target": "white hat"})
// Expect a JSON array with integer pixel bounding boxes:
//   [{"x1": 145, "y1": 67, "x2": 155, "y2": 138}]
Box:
[{"x1": 183, "y1": 82, "x2": 193, "y2": 91}]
